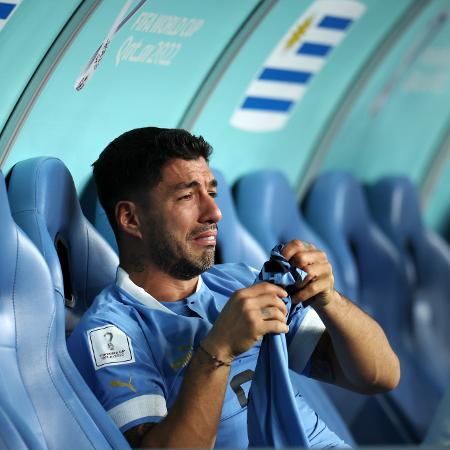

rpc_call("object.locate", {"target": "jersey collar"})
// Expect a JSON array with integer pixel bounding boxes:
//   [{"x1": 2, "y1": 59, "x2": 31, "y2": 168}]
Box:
[{"x1": 116, "y1": 267, "x2": 203, "y2": 312}]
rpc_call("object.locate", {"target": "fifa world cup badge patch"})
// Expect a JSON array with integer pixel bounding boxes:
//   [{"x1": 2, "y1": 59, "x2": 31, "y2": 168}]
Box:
[{"x1": 87, "y1": 325, "x2": 135, "y2": 370}]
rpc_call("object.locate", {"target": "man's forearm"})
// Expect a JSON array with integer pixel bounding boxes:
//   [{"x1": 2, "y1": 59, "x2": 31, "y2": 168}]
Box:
[
  {"x1": 138, "y1": 348, "x2": 230, "y2": 448},
  {"x1": 312, "y1": 291, "x2": 400, "y2": 394}
]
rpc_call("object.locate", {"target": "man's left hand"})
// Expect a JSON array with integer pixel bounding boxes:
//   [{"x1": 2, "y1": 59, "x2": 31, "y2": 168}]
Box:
[{"x1": 281, "y1": 239, "x2": 339, "y2": 309}]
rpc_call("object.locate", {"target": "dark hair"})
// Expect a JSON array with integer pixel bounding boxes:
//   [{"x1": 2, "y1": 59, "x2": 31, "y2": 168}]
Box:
[{"x1": 93, "y1": 127, "x2": 212, "y2": 231}]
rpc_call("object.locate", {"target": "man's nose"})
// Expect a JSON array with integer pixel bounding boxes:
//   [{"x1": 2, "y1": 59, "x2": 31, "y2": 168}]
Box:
[{"x1": 200, "y1": 193, "x2": 222, "y2": 224}]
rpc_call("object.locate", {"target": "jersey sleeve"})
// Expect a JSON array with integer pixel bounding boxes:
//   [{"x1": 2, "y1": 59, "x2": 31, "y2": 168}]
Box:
[
  {"x1": 286, "y1": 305, "x2": 326, "y2": 376},
  {"x1": 68, "y1": 318, "x2": 167, "y2": 432}
]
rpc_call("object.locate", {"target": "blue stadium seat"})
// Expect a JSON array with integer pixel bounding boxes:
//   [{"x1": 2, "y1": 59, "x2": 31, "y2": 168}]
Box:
[
  {"x1": 0, "y1": 395, "x2": 44, "y2": 449},
  {"x1": 234, "y1": 170, "x2": 354, "y2": 302},
  {"x1": 0, "y1": 403, "x2": 38, "y2": 450},
  {"x1": 367, "y1": 175, "x2": 450, "y2": 388},
  {"x1": 213, "y1": 169, "x2": 268, "y2": 268},
  {"x1": 7, "y1": 157, "x2": 119, "y2": 333},
  {"x1": 93, "y1": 194, "x2": 118, "y2": 254},
  {"x1": 303, "y1": 170, "x2": 443, "y2": 441},
  {"x1": 424, "y1": 382, "x2": 450, "y2": 446},
  {"x1": 0, "y1": 170, "x2": 130, "y2": 449}
]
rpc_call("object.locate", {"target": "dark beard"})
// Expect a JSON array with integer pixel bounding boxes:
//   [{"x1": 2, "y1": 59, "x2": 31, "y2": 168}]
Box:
[{"x1": 145, "y1": 217, "x2": 216, "y2": 280}]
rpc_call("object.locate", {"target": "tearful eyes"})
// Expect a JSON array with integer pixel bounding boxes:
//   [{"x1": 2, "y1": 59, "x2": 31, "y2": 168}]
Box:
[{"x1": 177, "y1": 192, "x2": 217, "y2": 201}]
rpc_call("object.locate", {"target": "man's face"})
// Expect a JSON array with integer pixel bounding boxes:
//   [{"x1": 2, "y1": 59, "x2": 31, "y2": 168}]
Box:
[{"x1": 139, "y1": 157, "x2": 222, "y2": 280}]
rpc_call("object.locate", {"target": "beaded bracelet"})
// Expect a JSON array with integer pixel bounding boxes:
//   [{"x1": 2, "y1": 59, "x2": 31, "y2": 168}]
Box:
[{"x1": 198, "y1": 343, "x2": 232, "y2": 368}]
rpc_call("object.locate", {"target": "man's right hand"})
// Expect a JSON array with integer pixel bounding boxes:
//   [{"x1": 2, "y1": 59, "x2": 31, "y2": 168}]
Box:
[
  {"x1": 127, "y1": 283, "x2": 288, "y2": 448},
  {"x1": 201, "y1": 282, "x2": 289, "y2": 363}
]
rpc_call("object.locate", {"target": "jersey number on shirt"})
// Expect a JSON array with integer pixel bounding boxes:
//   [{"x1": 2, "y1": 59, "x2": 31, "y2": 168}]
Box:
[{"x1": 230, "y1": 369, "x2": 254, "y2": 407}]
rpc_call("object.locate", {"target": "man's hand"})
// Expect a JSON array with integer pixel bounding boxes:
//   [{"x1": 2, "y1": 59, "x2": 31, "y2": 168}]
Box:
[
  {"x1": 281, "y1": 239, "x2": 339, "y2": 309},
  {"x1": 282, "y1": 240, "x2": 400, "y2": 394},
  {"x1": 202, "y1": 282, "x2": 289, "y2": 362}
]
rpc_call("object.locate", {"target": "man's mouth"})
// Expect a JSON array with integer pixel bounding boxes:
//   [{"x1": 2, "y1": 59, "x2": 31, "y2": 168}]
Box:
[{"x1": 191, "y1": 228, "x2": 217, "y2": 246}]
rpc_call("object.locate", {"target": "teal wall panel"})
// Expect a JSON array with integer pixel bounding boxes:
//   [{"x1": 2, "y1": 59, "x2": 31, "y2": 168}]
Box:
[
  {"x1": 322, "y1": 0, "x2": 450, "y2": 186},
  {"x1": 191, "y1": 0, "x2": 414, "y2": 188},
  {"x1": 0, "y1": 0, "x2": 82, "y2": 136},
  {"x1": 3, "y1": 0, "x2": 258, "y2": 189}
]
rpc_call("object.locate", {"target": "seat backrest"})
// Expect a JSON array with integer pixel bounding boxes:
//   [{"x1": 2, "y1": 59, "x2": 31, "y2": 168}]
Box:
[
  {"x1": 0, "y1": 402, "x2": 40, "y2": 450},
  {"x1": 234, "y1": 170, "x2": 352, "y2": 299},
  {"x1": 303, "y1": 171, "x2": 412, "y2": 337},
  {"x1": 367, "y1": 175, "x2": 450, "y2": 345},
  {"x1": 424, "y1": 382, "x2": 450, "y2": 446},
  {"x1": 7, "y1": 157, "x2": 119, "y2": 333},
  {"x1": 94, "y1": 197, "x2": 119, "y2": 253},
  {"x1": 213, "y1": 169, "x2": 267, "y2": 268},
  {"x1": 0, "y1": 170, "x2": 130, "y2": 449},
  {"x1": 303, "y1": 171, "x2": 443, "y2": 438}
]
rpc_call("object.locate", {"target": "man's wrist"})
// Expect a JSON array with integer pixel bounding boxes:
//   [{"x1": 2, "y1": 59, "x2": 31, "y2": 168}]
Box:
[
  {"x1": 199, "y1": 335, "x2": 235, "y2": 366},
  {"x1": 198, "y1": 343, "x2": 232, "y2": 368},
  {"x1": 310, "y1": 288, "x2": 341, "y2": 311}
]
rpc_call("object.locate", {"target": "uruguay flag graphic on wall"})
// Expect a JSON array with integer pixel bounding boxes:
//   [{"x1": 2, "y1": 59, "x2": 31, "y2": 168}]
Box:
[{"x1": 230, "y1": 0, "x2": 366, "y2": 132}]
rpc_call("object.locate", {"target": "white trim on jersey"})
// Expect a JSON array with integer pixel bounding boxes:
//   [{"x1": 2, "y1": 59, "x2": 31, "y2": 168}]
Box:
[
  {"x1": 107, "y1": 394, "x2": 167, "y2": 429},
  {"x1": 288, "y1": 308, "x2": 325, "y2": 373},
  {"x1": 116, "y1": 267, "x2": 203, "y2": 313}
]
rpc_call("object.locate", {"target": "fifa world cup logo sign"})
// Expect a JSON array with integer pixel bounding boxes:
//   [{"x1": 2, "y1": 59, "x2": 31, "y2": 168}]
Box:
[{"x1": 104, "y1": 332, "x2": 115, "y2": 350}]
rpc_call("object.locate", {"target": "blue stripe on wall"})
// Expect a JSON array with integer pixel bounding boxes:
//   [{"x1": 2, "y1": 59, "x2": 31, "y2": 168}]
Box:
[
  {"x1": 259, "y1": 68, "x2": 312, "y2": 84},
  {"x1": 0, "y1": 2, "x2": 16, "y2": 20},
  {"x1": 242, "y1": 97, "x2": 293, "y2": 112},
  {"x1": 318, "y1": 16, "x2": 353, "y2": 30},
  {"x1": 297, "y1": 42, "x2": 332, "y2": 56}
]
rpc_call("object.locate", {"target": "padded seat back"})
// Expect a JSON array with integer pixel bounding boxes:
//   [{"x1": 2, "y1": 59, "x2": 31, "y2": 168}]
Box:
[
  {"x1": 367, "y1": 175, "x2": 450, "y2": 385},
  {"x1": 0, "y1": 170, "x2": 129, "y2": 449},
  {"x1": 213, "y1": 169, "x2": 267, "y2": 268},
  {"x1": 234, "y1": 170, "x2": 352, "y2": 299},
  {"x1": 303, "y1": 171, "x2": 442, "y2": 439},
  {"x1": 303, "y1": 171, "x2": 412, "y2": 334},
  {"x1": 7, "y1": 157, "x2": 119, "y2": 332},
  {"x1": 0, "y1": 399, "x2": 44, "y2": 450},
  {"x1": 368, "y1": 176, "x2": 450, "y2": 336},
  {"x1": 91, "y1": 189, "x2": 118, "y2": 254}
]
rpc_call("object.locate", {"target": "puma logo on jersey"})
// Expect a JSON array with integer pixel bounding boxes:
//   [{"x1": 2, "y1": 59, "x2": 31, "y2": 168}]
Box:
[
  {"x1": 110, "y1": 375, "x2": 137, "y2": 393},
  {"x1": 171, "y1": 345, "x2": 193, "y2": 370}
]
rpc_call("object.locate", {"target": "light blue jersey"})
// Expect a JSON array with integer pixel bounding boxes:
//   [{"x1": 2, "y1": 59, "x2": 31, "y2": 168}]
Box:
[{"x1": 68, "y1": 263, "x2": 344, "y2": 448}]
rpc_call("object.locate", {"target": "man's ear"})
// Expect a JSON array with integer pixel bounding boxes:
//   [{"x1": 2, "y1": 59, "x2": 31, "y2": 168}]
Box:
[{"x1": 115, "y1": 200, "x2": 143, "y2": 239}]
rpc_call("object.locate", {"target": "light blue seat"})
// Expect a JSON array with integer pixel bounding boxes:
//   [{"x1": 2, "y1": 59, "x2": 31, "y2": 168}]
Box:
[
  {"x1": 367, "y1": 175, "x2": 450, "y2": 388},
  {"x1": 7, "y1": 157, "x2": 119, "y2": 334},
  {"x1": 233, "y1": 170, "x2": 353, "y2": 300},
  {"x1": 424, "y1": 382, "x2": 450, "y2": 446},
  {"x1": 92, "y1": 193, "x2": 118, "y2": 255},
  {"x1": 213, "y1": 169, "x2": 268, "y2": 268},
  {"x1": 303, "y1": 170, "x2": 443, "y2": 441},
  {"x1": 0, "y1": 170, "x2": 130, "y2": 449},
  {"x1": 0, "y1": 393, "x2": 44, "y2": 449},
  {"x1": 0, "y1": 403, "x2": 39, "y2": 450}
]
